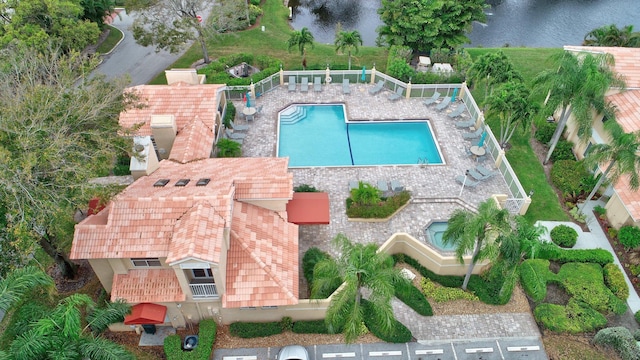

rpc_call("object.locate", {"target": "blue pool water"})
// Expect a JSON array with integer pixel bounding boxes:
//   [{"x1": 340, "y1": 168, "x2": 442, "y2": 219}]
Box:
[
  {"x1": 277, "y1": 104, "x2": 444, "y2": 167},
  {"x1": 425, "y1": 221, "x2": 456, "y2": 252}
]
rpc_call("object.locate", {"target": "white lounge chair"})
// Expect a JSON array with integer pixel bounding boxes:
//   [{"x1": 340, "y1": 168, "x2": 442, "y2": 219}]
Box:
[
  {"x1": 233, "y1": 124, "x2": 250, "y2": 131},
  {"x1": 455, "y1": 119, "x2": 475, "y2": 128},
  {"x1": 423, "y1": 91, "x2": 441, "y2": 106},
  {"x1": 314, "y1": 77, "x2": 322, "y2": 92},
  {"x1": 369, "y1": 80, "x2": 385, "y2": 95},
  {"x1": 476, "y1": 165, "x2": 497, "y2": 178},
  {"x1": 390, "y1": 180, "x2": 404, "y2": 192},
  {"x1": 467, "y1": 168, "x2": 492, "y2": 182},
  {"x1": 435, "y1": 97, "x2": 451, "y2": 110},
  {"x1": 455, "y1": 175, "x2": 479, "y2": 188},
  {"x1": 388, "y1": 87, "x2": 404, "y2": 101},
  {"x1": 300, "y1": 77, "x2": 309, "y2": 92},
  {"x1": 288, "y1": 76, "x2": 296, "y2": 92},
  {"x1": 463, "y1": 128, "x2": 484, "y2": 140},
  {"x1": 342, "y1": 79, "x2": 351, "y2": 94},
  {"x1": 448, "y1": 106, "x2": 466, "y2": 118}
]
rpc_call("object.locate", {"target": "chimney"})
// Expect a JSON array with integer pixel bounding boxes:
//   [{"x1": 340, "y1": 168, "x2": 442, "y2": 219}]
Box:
[
  {"x1": 130, "y1": 136, "x2": 160, "y2": 180},
  {"x1": 165, "y1": 68, "x2": 205, "y2": 85},
  {"x1": 150, "y1": 115, "x2": 177, "y2": 160}
]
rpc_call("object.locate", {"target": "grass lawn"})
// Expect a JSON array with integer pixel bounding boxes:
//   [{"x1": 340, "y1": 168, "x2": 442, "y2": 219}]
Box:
[{"x1": 96, "y1": 25, "x2": 123, "y2": 54}]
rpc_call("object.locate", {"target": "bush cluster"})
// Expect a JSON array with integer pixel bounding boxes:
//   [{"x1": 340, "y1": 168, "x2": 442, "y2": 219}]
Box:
[
  {"x1": 635, "y1": 310, "x2": 640, "y2": 325},
  {"x1": 618, "y1": 226, "x2": 640, "y2": 250},
  {"x1": 594, "y1": 205, "x2": 607, "y2": 217},
  {"x1": 530, "y1": 243, "x2": 613, "y2": 265},
  {"x1": 302, "y1": 247, "x2": 330, "y2": 285},
  {"x1": 559, "y1": 262, "x2": 627, "y2": 315},
  {"x1": 534, "y1": 122, "x2": 556, "y2": 144},
  {"x1": 420, "y1": 278, "x2": 478, "y2": 302},
  {"x1": 199, "y1": 53, "x2": 281, "y2": 86},
  {"x1": 229, "y1": 321, "x2": 282, "y2": 338},
  {"x1": 466, "y1": 260, "x2": 515, "y2": 305},
  {"x1": 292, "y1": 320, "x2": 331, "y2": 334},
  {"x1": 164, "y1": 319, "x2": 216, "y2": 360},
  {"x1": 394, "y1": 278, "x2": 433, "y2": 316},
  {"x1": 604, "y1": 263, "x2": 629, "y2": 301},
  {"x1": 534, "y1": 299, "x2": 607, "y2": 333},
  {"x1": 362, "y1": 299, "x2": 412, "y2": 343},
  {"x1": 346, "y1": 191, "x2": 410, "y2": 219},
  {"x1": 593, "y1": 327, "x2": 640, "y2": 360},
  {"x1": 113, "y1": 154, "x2": 131, "y2": 176},
  {"x1": 550, "y1": 140, "x2": 575, "y2": 162},
  {"x1": 550, "y1": 225, "x2": 578, "y2": 248},
  {"x1": 550, "y1": 160, "x2": 589, "y2": 198},
  {"x1": 294, "y1": 184, "x2": 319, "y2": 192},
  {"x1": 223, "y1": 101, "x2": 236, "y2": 128},
  {"x1": 519, "y1": 259, "x2": 551, "y2": 302}
]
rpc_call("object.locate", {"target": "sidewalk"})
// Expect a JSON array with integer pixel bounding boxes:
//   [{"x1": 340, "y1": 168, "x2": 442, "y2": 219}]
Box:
[{"x1": 537, "y1": 199, "x2": 640, "y2": 313}]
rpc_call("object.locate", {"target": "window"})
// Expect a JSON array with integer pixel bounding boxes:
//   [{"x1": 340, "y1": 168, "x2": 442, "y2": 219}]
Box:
[
  {"x1": 131, "y1": 258, "x2": 162, "y2": 267},
  {"x1": 583, "y1": 143, "x2": 593, "y2": 158},
  {"x1": 192, "y1": 268, "x2": 213, "y2": 278}
]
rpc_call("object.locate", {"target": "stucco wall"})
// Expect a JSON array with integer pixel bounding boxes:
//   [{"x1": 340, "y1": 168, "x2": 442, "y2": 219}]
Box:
[{"x1": 606, "y1": 192, "x2": 634, "y2": 229}]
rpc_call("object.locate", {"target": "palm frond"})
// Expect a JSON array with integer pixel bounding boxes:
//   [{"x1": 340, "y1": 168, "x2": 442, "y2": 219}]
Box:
[
  {"x1": 86, "y1": 299, "x2": 131, "y2": 335},
  {"x1": 0, "y1": 266, "x2": 53, "y2": 312},
  {"x1": 80, "y1": 335, "x2": 135, "y2": 360},
  {"x1": 9, "y1": 329, "x2": 50, "y2": 360}
]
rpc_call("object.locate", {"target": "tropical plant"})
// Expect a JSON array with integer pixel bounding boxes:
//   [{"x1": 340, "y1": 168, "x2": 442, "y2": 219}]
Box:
[
  {"x1": 349, "y1": 181, "x2": 381, "y2": 206},
  {"x1": 335, "y1": 30, "x2": 363, "y2": 70},
  {"x1": 468, "y1": 50, "x2": 522, "y2": 101},
  {"x1": 583, "y1": 24, "x2": 640, "y2": 47},
  {"x1": 216, "y1": 138, "x2": 242, "y2": 157},
  {"x1": 533, "y1": 51, "x2": 625, "y2": 164},
  {"x1": 287, "y1": 27, "x2": 315, "y2": 70},
  {"x1": 0, "y1": 267, "x2": 53, "y2": 314},
  {"x1": 583, "y1": 121, "x2": 640, "y2": 204},
  {"x1": 311, "y1": 234, "x2": 403, "y2": 343},
  {"x1": 442, "y1": 199, "x2": 514, "y2": 290},
  {"x1": 485, "y1": 80, "x2": 539, "y2": 148}
]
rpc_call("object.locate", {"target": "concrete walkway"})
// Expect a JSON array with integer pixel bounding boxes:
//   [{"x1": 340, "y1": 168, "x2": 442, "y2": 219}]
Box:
[{"x1": 537, "y1": 199, "x2": 640, "y2": 313}]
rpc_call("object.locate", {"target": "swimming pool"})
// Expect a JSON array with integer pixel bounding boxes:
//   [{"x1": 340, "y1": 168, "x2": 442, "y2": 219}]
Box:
[
  {"x1": 277, "y1": 104, "x2": 444, "y2": 167},
  {"x1": 424, "y1": 221, "x2": 456, "y2": 252}
]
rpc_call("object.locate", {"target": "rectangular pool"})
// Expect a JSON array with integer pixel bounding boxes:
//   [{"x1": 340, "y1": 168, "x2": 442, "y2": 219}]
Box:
[{"x1": 277, "y1": 104, "x2": 444, "y2": 167}]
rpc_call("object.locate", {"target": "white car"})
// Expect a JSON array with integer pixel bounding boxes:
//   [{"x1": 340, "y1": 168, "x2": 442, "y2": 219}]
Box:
[{"x1": 276, "y1": 345, "x2": 309, "y2": 360}]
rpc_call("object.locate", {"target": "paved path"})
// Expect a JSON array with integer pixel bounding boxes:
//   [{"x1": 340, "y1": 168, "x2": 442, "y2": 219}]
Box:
[{"x1": 537, "y1": 199, "x2": 640, "y2": 313}]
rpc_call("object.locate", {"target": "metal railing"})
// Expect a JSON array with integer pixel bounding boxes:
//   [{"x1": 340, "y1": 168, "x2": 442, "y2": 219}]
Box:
[{"x1": 189, "y1": 282, "x2": 218, "y2": 298}]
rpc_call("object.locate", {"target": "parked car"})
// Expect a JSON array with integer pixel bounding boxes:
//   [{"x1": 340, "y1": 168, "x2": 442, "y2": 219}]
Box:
[{"x1": 276, "y1": 345, "x2": 309, "y2": 360}]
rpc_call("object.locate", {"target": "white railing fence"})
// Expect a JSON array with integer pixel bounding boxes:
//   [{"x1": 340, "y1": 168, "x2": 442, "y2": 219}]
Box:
[{"x1": 190, "y1": 283, "x2": 218, "y2": 298}]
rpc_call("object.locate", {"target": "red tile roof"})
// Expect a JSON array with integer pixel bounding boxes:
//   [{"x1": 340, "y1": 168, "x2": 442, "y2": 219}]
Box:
[
  {"x1": 286, "y1": 192, "x2": 330, "y2": 225},
  {"x1": 564, "y1": 46, "x2": 640, "y2": 88},
  {"x1": 224, "y1": 202, "x2": 299, "y2": 308},
  {"x1": 614, "y1": 175, "x2": 640, "y2": 222},
  {"x1": 112, "y1": 269, "x2": 186, "y2": 303},
  {"x1": 168, "y1": 116, "x2": 215, "y2": 164}
]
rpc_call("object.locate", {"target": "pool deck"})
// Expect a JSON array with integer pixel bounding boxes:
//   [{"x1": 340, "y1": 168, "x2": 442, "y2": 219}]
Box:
[{"x1": 236, "y1": 83, "x2": 512, "y2": 258}]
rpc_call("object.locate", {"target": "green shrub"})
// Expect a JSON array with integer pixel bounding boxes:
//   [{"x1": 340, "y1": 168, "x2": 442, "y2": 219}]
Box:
[
  {"x1": 420, "y1": 278, "x2": 478, "y2": 302},
  {"x1": 618, "y1": 226, "x2": 640, "y2": 250},
  {"x1": 346, "y1": 191, "x2": 410, "y2": 218},
  {"x1": 292, "y1": 320, "x2": 331, "y2": 334},
  {"x1": 550, "y1": 225, "x2": 578, "y2": 248},
  {"x1": 294, "y1": 184, "x2": 319, "y2": 192},
  {"x1": 630, "y1": 264, "x2": 640, "y2": 277},
  {"x1": 534, "y1": 299, "x2": 607, "y2": 333},
  {"x1": 216, "y1": 138, "x2": 242, "y2": 158},
  {"x1": 113, "y1": 154, "x2": 131, "y2": 176},
  {"x1": 248, "y1": 4, "x2": 262, "y2": 25},
  {"x1": 362, "y1": 299, "x2": 412, "y2": 343},
  {"x1": 594, "y1": 205, "x2": 607, "y2": 217},
  {"x1": 550, "y1": 140, "x2": 575, "y2": 162},
  {"x1": 535, "y1": 122, "x2": 556, "y2": 144},
  {"x1": 609, "y1": 228, "x2": 619, "y2": 239},
  {"x1": 559, "y1": 262, "x2": 627, "y2": 315},
  {"x1": 164, "y1": 319, "x2": 216, "y2": 360},
  {"x1": 394, "y1": 278, "x2": 433, "y2": 316},
  {"x1": 604, "y1": 263, "x2": 629, "y2": 301},
  {"x1": 593, "y1": 327, "x2": 640, "y2": 360},
  {"x1": 550, "y1": 160, "x2": 589, "y2": 197},
  {"x1": 302, "y1": 247, "x2": 331, "y2": 284},
  {"x1": 635, "y1": 311, "x2": 640, "y2": 326},
  {"x1": 280, "y1": 316, "x2": 293, "y2": 331},
  {"x1": 229, "y1": 321, "x2": 282, "y2": 338},
  {"x1": 569, "y1": 207, "x2": 587, "y2": 223},
  {"x1": 634, "y1": 329, "x2": 640, "y2": 341},
  {"x1": 223, "y1": 101, "x2": 236, "y2": 128},
  {"x1": 531, "y1": 243, "x2": 613, "y2": 265},
  {"x1": 466, "y1": 260, "x2": 514, "y2": 305},
  {"x1": 519, "y1": 259, "x2": 551, "y2": 302}
]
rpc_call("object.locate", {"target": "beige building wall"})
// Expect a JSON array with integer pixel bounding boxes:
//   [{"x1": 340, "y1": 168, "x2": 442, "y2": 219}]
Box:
[
  {"x1": 89, "y1": 259, "x2": 115, "y2": 292},
  {"x1": 240, "y1": 198, "x2": 289, "y2": 212},
  {"x1": 130, "y1": 136, "x2": 160, "y2": 180},
  {"x1": 605, "y1": 193, "x2": 634, "y2": 229},
  {"x1": 150, "y1": 115, "x2": 177, "y2": 160},
  {"x1": 165, "y1": 69, "x2": 206, "y2": 85}
]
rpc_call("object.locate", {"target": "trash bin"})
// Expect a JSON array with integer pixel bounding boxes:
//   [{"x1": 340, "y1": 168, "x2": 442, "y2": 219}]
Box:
[
  {"x1": 141, "y1": 324, "x2": 157, "y2": 334},
  {"x1": 183, "y1": 335, "x2": 199, "y2": 351}
]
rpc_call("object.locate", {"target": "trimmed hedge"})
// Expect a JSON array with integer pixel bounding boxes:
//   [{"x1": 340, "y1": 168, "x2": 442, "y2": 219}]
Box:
[
  {"x1": 529, "y1": 243, "x2": 614, "y2": 265},
  {"x1": 559, "y1": 262, "x2": 627, "y2": 315},
  {"x1": 224, "y1": 101, "x2": 236, "y2": 128},
  {"x1": 229, "y1": 321, "x2": 282, "y2": 338},
  {"x1": 420, "y1": 278, "x2": 478, "y2": 302},
  {"x1": 618, "y1": 226, "x2": 640, "y2": 250},
  {"x1": 346, "y1": 191, "x2": 411, "y2": 219},
  {"x1": 394, "y1": 278, "x2": 433, "y2": 316},
  {"x1": 534, "y1": 299, "x2": 607, "y2": 333},
  {"x1": 519, "y1": 259, "x2": 552, "y2": 302},
  {"x1": 534, "y1": 122, "x2": 556, "y2": 144},
  {"x1": 550, "y1": 225, "x2": 578, "y2": 248},
  {"x1": 593, "y1": 327, "x2": 640, "y2": 360},
  {"x1": 362, "y1": 299, "x2": 412, "y2": 343},
  {"x1": 550, "y1": 160, "x2": 589, "y2": 198},
  {"x1": 604, "y1": 263, "x2": 629, "y2": 301},
  {"x1": 164, "y1": 319, "x2": 216, "y2": 360},
  {"x1": 292, "y1": 320, "x2": 331, "y2": 334}
]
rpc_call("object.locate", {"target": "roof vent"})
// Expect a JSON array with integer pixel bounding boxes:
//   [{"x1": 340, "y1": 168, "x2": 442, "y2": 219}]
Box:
[
  {"x1": 175, "y1": 179, "x2": 190, "y2": 187},
  {"x1": 196, "y1": 178, "x2": 211, "y2": 186},
  {"x1": 153, "y1": 179, "x2": 170, "y2": 187}
]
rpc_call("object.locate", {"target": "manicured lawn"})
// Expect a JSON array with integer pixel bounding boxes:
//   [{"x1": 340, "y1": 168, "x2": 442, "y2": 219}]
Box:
[{"x1": 96, "y1": 25, "x2": 123, "y2": 54}]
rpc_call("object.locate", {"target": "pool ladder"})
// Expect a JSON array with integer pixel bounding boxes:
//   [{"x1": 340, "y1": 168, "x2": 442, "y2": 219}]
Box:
[{"x1": 417, "y1": 157, "x2": 429, "y2": 165}]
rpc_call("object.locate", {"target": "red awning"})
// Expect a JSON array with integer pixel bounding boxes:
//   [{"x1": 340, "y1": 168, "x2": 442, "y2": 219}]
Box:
[
  {"x1": 286, "y1": 192, "x2": 330, "y2": 225},
  {"x1": 124, "y1": 303, "x2": 167, "y2": 325}
]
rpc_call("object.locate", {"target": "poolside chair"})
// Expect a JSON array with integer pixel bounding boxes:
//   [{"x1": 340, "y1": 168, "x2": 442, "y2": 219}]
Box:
[
  {"x1": 349, "y1": 180, "x2": 359, "y2": 190},
  {"x1": 314, "y1": 77, "x2": 322, "y2": 92},
  {"x1": 435, "y1": 97, "x2": 452, "y2": 111},
  {"x1": 342, "y1": 79, "x2": 351, "y2": 95},
  {"x1": 462, "y1": 127, "x2": 484, "y2": 140},
  {"x1": 369, "y1": 80, "x2": 385, "y2": 95},
  {"x1": 300, "y1": 77, "x2": 309, "y2": 92},
  {"x1": 225, "y1": 129, "x2": 246, "y2": 140},
  {"x1": 423, "y1": 91, "x2": 441, "y2": 106},
  {"x1": 467, "y1": 168, "x2": 491, "y2": 182},
  {"x1": 388, "y1": 87, "x2": 404, "y2": 101},
  {"x1": 447, "y1": 106, "x2": 466, "y2": 118},
  {"x1": 476, "y1": 164, "x2": 497, "y2": 178},
  {"x1": 390, "y1": 180, "x2": 404, "y2": 192},
  {"x1": 232, "y1": 124, "x2": 250, "y2": 131},
  {"x1": 455, "y1": 175, "x2": 479, "y2": 188},
  {"x1": 288, "y1": 76, "x2": 296, "y2": 92},
  {"x1": 455, "y1": 119, "x2": 475, "y2": 128},
  {"x1": 377, "y1": 180, "x2": 389, "y2": 192}
]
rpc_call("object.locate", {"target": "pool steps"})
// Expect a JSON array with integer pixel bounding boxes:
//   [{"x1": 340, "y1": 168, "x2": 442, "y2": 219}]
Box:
[{"x1": 279, "y1": 106, "x2": 308, "y2": 125}]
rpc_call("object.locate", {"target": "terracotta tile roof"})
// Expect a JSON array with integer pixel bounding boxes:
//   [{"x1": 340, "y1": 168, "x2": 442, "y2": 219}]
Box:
[
  {"x1": 111, "y1": 269, "x2": 186, "y2": 303},
  {"x1": 235, "y1": 177, "x2": 293, "y2": 200},
  {"x1": 166, "y1": 201, "x2": 225, "y2": 264},
  {"x1": 564, "y1": 46, "x2": 640, "y2": 88},
  {"x1": 606, "y1": 90, "x2": 640, "y2": 133},
  {"x1": 119, "y1": 83, "x2": 224, "y2": 136},
  {"x1": 614, "y1": 175, "x2": 640, "y2": 221},
  {"x1": 223, "y1": 201, "x2": 299, "y2": 308},
  {"x1": 168, "y1": 116, "x2": 215, "y2": 164}
]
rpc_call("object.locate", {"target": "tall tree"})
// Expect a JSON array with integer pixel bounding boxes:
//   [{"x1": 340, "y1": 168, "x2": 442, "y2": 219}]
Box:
[
  {"x1": 128, "y1": 0, "x2": 214, "y2": 64},
  {"x1": 335, "y1": 30, "x2": 362, "y2": 70},
  {"x1": 485, "y1": 81, "x2": 539, "y2": 148},
  {"x1": 583, "y1": 24, "x2": 640, "y2": 47},
  {"x1": 377, "y1": 0, "x2": 486, "y2": 53},
  {"x1": 442, "y1": 199, "x2": 514, "y2": 290},
  {"x1": 583, "y1": 121, "x2": 640, "y2": 204},
  {"x1": 311, "y1": 234, "x2": 402, "y2": 343},
  {"x1": 5, "y1": 293, "x2": 133, "y2": 360},
  {"x1": 468, "y1": 50, "x2": 522, "y2": 101},
  {"x1": 287, "y1": 27, "x2": 315, "y2": 70},
  {"x1": 80, "y1": 0, "x2": 116, "y2": 29},
  {"x1": 533, "y1": 51, "x2": 625, "y2": 164},
  {"x1": 0, "y1": 44, "x2": 134, "y2": 279}
]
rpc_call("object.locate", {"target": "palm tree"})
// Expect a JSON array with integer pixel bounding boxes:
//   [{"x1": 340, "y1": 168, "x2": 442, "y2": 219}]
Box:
[
  {"x1": 350, "y1": 181, "x2": 381, "y2": 206},
  {"x1": 533, "y1": 51, "x2": 625, "y2": 164},
  {"x1": 485, "y1": 80, "x2": 540, "y2": 148},
  {"x1": 442, "y1": 199, "x2": 514, "y2": 290},
  {"x1": 335, "y1": 30, "x2": 363, "y2": 70},
  {"x1": 287, "y1": 27, "x2": 315, "y2": 70},
  {"x1": 583, "y1": 121, "x2": 640, "y2": 204},
  {"x1": 0, "y1": 266, "x2": 53, "y2": 313},
  {"x1": 583, "y1": 24, "x2": 640, "y2": 47},
  {"x1": 7, "y1": 294, "x2": 133, "y2": 360},
  {"x1": 468, "y1": 50, "x2": 522, "y2": 103},
  {"x1": 311, "y1": 234, "x2": 402, "y2": 343}
]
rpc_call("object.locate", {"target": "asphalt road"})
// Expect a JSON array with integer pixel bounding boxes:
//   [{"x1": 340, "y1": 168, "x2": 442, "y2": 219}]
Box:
[{"x1": 213, "y1": 338, "x2": 547, "y2": 360}]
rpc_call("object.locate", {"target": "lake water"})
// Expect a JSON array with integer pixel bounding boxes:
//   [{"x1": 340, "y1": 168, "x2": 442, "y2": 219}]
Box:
[{"x1": 289, "y1": 0, "x2": 640, "y2": 48}]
